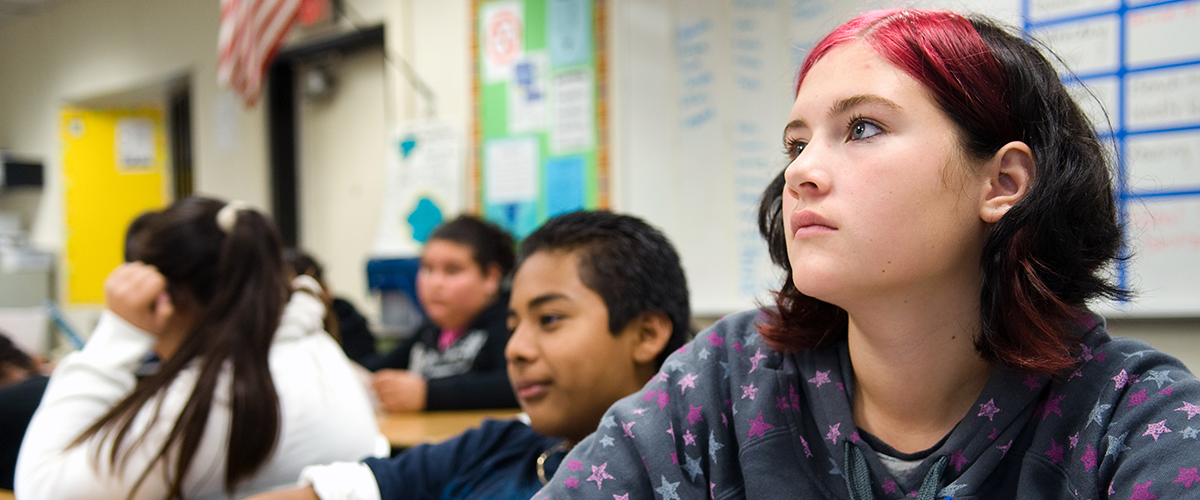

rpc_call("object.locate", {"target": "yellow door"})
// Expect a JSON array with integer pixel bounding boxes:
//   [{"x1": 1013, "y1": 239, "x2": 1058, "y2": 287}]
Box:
[{"x1": 61, "y1": 106, "x2": 170, "y2": 305}]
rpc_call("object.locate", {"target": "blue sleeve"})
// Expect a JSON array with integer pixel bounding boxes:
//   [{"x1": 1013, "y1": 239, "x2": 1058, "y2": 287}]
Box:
[{"x1": 364, "y1": 419, "x2": 547, "y2": 500}]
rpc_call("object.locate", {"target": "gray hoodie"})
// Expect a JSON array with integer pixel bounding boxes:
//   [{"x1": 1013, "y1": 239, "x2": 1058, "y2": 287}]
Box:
[{"x1": 536, "y1": 309, "x2": 1200, "y2": 499}]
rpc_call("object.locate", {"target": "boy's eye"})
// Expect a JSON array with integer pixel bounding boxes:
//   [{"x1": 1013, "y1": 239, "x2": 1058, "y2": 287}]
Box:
[
  {"x1": 849, "y1": 120, "x2": 882, "y2": 141},
  {"x1": 539, "y1": 314, "x2": 562, "y2": 328}
]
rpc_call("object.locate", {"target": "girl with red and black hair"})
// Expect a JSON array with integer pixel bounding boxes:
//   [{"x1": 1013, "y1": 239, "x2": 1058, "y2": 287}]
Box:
[{"x1": 536, "y1": 9, "x2": 1199, "y2": 500}]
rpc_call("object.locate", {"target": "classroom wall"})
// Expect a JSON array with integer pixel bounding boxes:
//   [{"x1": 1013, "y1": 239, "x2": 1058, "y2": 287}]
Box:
[
  {"x1": 0, "y1": 0, "x2": 473, "y2": 328},
  {"x1": 0, "y1": 0, "x2": 269, "y2": 251},
  {"x1": 293, "y1": 0, "x2": 473, "y2": 321}
]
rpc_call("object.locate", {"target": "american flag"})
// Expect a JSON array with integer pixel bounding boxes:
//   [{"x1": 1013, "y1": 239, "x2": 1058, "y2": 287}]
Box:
[{"x1": 218, "y1": 0, "x2": 303, "y2": 107}]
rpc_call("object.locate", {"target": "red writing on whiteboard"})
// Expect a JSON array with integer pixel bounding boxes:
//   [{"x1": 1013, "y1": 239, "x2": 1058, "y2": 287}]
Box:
[
  {"x1": 1132, "y1": 202, "x2": 1200, "y2": 252},
  {"x1": 1131, "y1": 3, "x2": 1198, "y2": 27}
]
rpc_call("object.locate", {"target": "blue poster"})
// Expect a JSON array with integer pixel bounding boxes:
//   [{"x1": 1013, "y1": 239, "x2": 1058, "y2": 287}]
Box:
[
  {"x1": 545, "y1": 155, "x2": 586, "y2": 216},
  {"x1": 548, "y1": 0, "x2": 592, "y2": 67}
]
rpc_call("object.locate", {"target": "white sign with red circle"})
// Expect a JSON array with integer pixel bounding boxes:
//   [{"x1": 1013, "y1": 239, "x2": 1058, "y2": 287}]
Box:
[{"x1": 481, "y1": 1, "x2": 525, "y2": 82}]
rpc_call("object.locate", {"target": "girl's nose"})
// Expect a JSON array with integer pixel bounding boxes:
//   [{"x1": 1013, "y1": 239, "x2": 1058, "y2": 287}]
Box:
[{"x1": 783, "y1": 143, "x2": 831, "y2": 200}]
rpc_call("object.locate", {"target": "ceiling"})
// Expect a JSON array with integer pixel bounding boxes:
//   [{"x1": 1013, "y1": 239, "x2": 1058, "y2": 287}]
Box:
[{"x1": 0, "y1": 0, "x2": 71, "y2": 27}]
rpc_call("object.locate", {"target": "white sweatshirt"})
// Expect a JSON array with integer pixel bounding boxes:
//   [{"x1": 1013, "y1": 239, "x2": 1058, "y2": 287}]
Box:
[{"x1": 15, "y1": 276, "x2": 389, "y2": 499}]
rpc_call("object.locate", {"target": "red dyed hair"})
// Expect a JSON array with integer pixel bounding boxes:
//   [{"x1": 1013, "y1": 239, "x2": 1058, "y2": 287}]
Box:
[
  {"x1": 758, "y1": 9, "x2": 1126, "y2": 375},
  {"x1": 795, "y1": 10, "x2": 1016, "y2": 153}
]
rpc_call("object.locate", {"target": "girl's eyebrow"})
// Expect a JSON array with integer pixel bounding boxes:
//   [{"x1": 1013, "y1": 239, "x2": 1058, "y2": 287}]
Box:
[
  {"x1": 782, "y1": 94, "x2": 903, "y2": 140},
  {"x1": 831, "y1": 94, "x2": 902, "y2": 117},
  {"x1": 782, "y1": 119, "x2": 807, "y2": 141}
]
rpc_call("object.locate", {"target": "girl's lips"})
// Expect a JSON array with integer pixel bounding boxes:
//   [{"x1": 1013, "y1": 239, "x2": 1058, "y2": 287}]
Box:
[
  {"x1": 790, "y1": 210, "x2": 836, "y2": 238},
  {"x1": 515, "y1": 381, "x2": 549, "y2": 400}
]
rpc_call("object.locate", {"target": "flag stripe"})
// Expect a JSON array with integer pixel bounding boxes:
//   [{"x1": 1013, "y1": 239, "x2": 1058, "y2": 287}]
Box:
[{"x1": 217, "y1": 0, "x2": 301, "y2": 106}]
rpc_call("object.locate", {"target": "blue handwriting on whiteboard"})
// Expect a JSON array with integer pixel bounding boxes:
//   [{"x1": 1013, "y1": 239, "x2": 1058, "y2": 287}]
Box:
[
  {"x1": 677, "y1": 19, "x2": 711, "y2": 42},
  {"x1": 685, "y1": 109, "x2": 716, "y2": 128}
]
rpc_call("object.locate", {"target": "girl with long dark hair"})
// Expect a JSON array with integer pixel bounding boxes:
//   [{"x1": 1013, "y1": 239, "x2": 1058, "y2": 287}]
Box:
[{"x1": 16, "y1": 197, "x2": 386, "y2": 499}]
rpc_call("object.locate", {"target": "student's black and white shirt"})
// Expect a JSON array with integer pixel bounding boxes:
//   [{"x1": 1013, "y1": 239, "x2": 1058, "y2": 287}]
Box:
[{"x1": 368, "y1": 294, "x2": 518, "y2": 410}]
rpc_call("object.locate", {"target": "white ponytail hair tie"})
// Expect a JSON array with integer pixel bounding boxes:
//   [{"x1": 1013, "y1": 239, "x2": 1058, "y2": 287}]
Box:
[{"x1": 216, "y1": 200, "x2": 253, "y2": 234}]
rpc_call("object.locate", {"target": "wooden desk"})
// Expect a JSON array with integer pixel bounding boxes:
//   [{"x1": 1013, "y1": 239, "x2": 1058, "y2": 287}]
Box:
[
  {"x1": 0, "y1": 489, "x2": 13, "y2": 500},
  {"x1": 377, "y1": 409, "x2": 521, "y2": 449}
]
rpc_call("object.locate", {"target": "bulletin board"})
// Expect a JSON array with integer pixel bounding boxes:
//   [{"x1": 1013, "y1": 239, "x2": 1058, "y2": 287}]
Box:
[
  {"x1": 1025, "y1": 0, "x2": 1200, "y2": 316},
  {"x1": 61, "y1": 106, "x2": 169, "y2": 305},
  {"x1": 472, "y1": 0, "x2": 609, "y2": 239}
]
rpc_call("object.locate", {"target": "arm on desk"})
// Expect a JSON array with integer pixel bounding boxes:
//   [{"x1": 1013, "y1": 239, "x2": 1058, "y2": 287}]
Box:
[
  {"x1": 364, "y1": 423, "x2": 495, "y2": 499},
  {"x1": 248, "y1": 461, "x2": 380, "y2": 500},
  {"x1": 373, "y1": 367, "x2": 518, "y2": 412},
  {"x1": 372, "y1": 370, "x2": 427, "y2": 412}
]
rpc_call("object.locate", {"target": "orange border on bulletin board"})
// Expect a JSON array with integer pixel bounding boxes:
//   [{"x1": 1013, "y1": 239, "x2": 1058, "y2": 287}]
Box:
[
  {"x1": 594, "y1": 0, "x2": 609, "y2": 208},
  {"x1": 469, "y1": 0, "x2": 610, "y2": 218},
  {"x1": 470, "y1": 1, "x2": 481, "y2": 214}
]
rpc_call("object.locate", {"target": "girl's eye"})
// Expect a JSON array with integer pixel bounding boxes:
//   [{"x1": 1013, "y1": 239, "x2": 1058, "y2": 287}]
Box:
[
  {"x1": 850, "y1": 120, "x2": 883, "y2": 141},
  {"x1": 784, "y1": 138, "x2": 807, "y2": 159}
]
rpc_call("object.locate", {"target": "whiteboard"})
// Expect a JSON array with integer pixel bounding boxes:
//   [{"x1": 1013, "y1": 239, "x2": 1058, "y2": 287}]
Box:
[{"x1": 613, "y1": 0, "x2": 1200, "y2": 317}]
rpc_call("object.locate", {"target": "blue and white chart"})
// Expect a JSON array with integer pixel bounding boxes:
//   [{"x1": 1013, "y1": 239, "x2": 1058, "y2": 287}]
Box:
[{"x1": 1028, "y1": 0, "x2": 1200, "y2": 315}]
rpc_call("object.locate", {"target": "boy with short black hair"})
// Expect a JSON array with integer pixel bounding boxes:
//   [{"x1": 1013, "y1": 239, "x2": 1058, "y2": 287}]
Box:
[{"x1": 251, "y1": 210, "x2": 691, "y2": 500}]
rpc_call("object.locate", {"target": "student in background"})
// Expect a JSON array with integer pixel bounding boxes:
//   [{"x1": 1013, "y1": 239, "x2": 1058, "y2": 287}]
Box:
[
  {"x1": 247, "y1": 210, "x2": 692, "y2": 500},
  {"x1": 537, "y1": 9, "x2": 1200, "y2": 499},
  {"x1": 16, "y1": 197, "x2": 386, "y2": 500},
  {"x1": 0, "y1": 333, "x2": 47, "y2": 490},
  {"x1": 285, "y1": 249, "x2": 380, "y2": 367},
  {"x1": 368, "y1": 215, "x2": 518, "y2": 412}
]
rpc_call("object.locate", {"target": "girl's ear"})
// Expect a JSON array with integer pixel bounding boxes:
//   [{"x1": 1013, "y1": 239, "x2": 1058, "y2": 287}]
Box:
[
  {"x1": 629, "y1": 311, "x2": 673, "y2": 366},
  {"x1": 980, "y1": 141, "x2": 1036, "y2": 223}
]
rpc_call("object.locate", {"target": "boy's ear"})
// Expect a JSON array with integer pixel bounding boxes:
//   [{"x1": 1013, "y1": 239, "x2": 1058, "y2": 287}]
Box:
[
  {"x1": 980, "y1": 141, "x2": 1035, "y2": 223},
  {"x1": 483, "y1": 263, "x2": 503, "y2": 293},
  {"x1": 629, "y1": 311, "x2": 673, "y2": 366}
]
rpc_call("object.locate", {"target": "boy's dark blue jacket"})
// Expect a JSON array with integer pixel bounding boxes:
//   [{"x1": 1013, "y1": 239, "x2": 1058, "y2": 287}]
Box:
[{"x1": 366, "y1": 419, "x2": 563, "y2": 500}]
